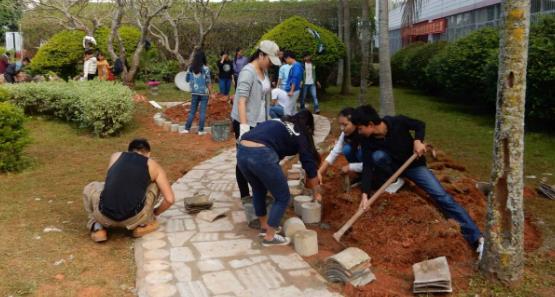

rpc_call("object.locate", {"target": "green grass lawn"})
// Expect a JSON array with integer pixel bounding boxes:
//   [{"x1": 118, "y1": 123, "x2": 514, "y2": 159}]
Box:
[{"x1": 320, "y1": 86, "x2": 555, "y2": 296}]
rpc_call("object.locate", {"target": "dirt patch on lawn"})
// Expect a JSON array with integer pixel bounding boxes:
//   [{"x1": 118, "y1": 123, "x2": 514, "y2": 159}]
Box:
[
  {"x1": 303, "y1": 151, "x2": 542, "y2": 297},
  {"x1": 163, "y1": 93, "x2": 232, "y2": 125}
]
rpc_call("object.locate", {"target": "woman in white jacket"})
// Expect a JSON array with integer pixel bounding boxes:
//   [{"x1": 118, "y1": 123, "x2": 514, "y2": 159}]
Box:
[{"x1": 317, "y1": 108, "x2": 363, "y2": 180}]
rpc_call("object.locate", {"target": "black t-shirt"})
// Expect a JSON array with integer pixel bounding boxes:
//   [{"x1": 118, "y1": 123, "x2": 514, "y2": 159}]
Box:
[
  {"x1": 99, "y1": 152, "x2": 151, "y2": 221},
  {"x1": 217, "y1": 60, "x2": 234, "y2": 79}
]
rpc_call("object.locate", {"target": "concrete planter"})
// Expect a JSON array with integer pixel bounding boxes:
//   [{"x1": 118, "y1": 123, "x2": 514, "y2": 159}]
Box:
[
  {"x1": 301, "y1": 202, "x2": 322, "y2": 224},
  {"x1": 294, "y1": 230, "x2": 318, "y2": 256},
  {"x1": 294, "y1": 196, "x2": 312, "y2": 216},
  {"x1": 283, "y1": 217, "x2": 306, "y2": 238}
]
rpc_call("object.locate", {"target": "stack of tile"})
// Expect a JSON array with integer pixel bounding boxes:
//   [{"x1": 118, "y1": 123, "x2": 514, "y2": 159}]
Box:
[
  {"x1": 325, "y1": 247, "x2": 375, "y2": 287},
  {"x1": 412, "y1": 256, "x2": 452, "y2": 294},
  {"x1": 184, "y1": 195, "x2": 213, "y2": 214}
]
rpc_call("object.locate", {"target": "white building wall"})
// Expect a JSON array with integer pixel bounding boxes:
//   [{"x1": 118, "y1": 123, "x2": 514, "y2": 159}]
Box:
[{"x1": 389, "y1": 0, "x2": 502, "y2": 30}]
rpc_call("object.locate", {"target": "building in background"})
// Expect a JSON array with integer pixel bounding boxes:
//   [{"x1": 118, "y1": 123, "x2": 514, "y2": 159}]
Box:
[{"x1": 386, "y1": 0, "x2": 555, "y2": 54}]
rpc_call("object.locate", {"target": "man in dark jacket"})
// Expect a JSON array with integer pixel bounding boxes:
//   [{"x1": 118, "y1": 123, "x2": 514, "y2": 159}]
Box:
[
  {"x1": 351, "y1": 105, "x2": 484, "y2": 259},
  {"x1": 4, "y1": 57, "x2": 30, "y2": 83}
]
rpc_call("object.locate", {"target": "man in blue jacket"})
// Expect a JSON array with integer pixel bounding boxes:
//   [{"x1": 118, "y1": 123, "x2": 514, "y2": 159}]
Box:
[{"x1": 283, "y1": 51, "x2": 304, "y2": 116}]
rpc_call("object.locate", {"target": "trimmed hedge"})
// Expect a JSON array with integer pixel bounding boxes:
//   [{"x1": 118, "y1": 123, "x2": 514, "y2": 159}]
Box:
[
  {"x1": 6, "y1": 81, "x2": 134, "y2": 136},
  {"x1": 390, "y1": 15, "x2": 555, "y2": 124},
  {"x1": 0, "y1": 102, "x2": 29, "y2": 172},
  {"x1": 29, "y1": 26, "x2": 141, "y2": 78},
  {"x1": 0, "y1": 87, "x2": 9, "y2": 102}
]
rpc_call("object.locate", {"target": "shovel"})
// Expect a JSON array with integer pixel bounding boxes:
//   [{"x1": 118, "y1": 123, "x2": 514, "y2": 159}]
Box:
[{"x1": 333, "y1": 153, "x2": 418, "y2": 242}]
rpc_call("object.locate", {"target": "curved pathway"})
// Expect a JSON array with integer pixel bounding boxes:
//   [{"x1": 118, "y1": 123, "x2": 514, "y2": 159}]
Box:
[{"x1": 134, "y1": 115, "x2": 337, "y2": 297}]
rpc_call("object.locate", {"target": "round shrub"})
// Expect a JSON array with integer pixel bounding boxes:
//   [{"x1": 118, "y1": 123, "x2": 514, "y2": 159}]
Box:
[
  {"x1": 29, "y1": 26, "x2": 141, "y2": 78},
  {"x1": 260, "y1": 16, "x2": 344, "y2": 66},
  {"x1": 405, "y1": 41, "x2": 447, "y2": 91},
  {"x1": 0, "y1": 102, "x2": 29, "y2": 172},
  {"x1": 425, "y1": 27, "x2": 499, "y2": 102},
  {"x1": 391, "y1": 42, "x2": 426, "y2": 85}
]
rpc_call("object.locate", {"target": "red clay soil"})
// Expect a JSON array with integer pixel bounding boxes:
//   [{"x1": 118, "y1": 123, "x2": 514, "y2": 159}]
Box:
[
  {"x1": 163, "y1": 93, "x2": 232, "y2": 125},
  {"x1": 304, "y1": 152, "x2": 542, "y2": 297}
]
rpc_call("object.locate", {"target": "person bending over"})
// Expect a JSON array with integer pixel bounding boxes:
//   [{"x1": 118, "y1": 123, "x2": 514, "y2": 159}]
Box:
[
  {"x1": 83, "y1": 139, "x2": 175, "y2": 242},
  {"x1": 351, "y1": 105, "x2": 484, "y2": 258},
  {"x1": 237, "y1": 110, "x2": 322, "y2": 246}
]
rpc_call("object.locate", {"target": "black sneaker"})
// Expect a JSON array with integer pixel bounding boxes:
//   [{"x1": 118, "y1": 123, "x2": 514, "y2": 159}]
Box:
[
  {"x1": 258, "y1": 226, "x2": 282, "y2": 237},
  {"x1": 262, "y1": 234, "x2": 291, "y2": 246}
]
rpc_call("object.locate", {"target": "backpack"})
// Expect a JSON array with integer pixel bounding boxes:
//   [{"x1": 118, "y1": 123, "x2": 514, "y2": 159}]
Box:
[{"x1": 113, "y1": 58, "x2": 124, "y2": 75}]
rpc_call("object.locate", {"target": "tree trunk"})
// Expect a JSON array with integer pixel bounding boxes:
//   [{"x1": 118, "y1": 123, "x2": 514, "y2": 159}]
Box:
[
  {"x1": 480, "y1": 0, "x2": 530, "y2": 283},
  {"x1": 341, "y1": 0, "x2": 352, "y2": 95},
  {"x1": 378, "y1": 0, "x2": 395, "y2": 116},
  {"x1": 358, "y1": 0, "x2": 370, "y2": 106},
  {"x1": 336, "y1": 0, "x2": 344, "y2": 86},
  {"x1": 107, "y1": 0, "x2": 129, "y2": 84}
]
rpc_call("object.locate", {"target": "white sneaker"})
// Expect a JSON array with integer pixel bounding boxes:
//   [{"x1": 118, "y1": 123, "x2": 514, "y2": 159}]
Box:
[
  {"x1": 179, "y1": 129, "x2": 190, "y2": 134},
  {"x1": 262, "y1": 234, "x2": 291, "y2": 246},
  {"x1": 198, "y1": 131, "x2": 208, "y2": 136},
  {"x1": 476, "y1": 237, "x2": 485, "y2": 261},
  {"x1": 385, "y1": 178, "x2": 405, "y2": 194}
]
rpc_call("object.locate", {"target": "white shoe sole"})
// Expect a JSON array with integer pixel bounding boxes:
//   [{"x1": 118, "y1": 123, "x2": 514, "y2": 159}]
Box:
[{"x1": 385, "y1": 178, "x2": 405, "y2": 194}]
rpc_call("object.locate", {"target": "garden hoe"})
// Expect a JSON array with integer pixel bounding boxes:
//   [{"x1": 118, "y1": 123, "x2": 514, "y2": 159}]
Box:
[{"x1": 333, "y1": 153, "x2": 418, "y2": 243}]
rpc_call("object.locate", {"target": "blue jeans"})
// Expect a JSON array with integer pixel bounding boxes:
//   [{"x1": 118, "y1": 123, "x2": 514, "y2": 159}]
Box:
[
  {"x1": 237, "y1": 144, "x2": 290, "y2": 228},
  {"x1": 185, "y1": 95, "x2": 208, "y2": 132},
  {"x1": 269, "y1": 105, "x2": 285, "y2": 119},
  {"x1": 371, "y1": 150, "x2": 482, "y2": 247},
  {"x1": 342, "y1": 144, "x2": 363, "y2": 163},
  {"x1": 300, "y1": 84, "x2": 319, "y2": 112},
  {"x1": 219, "y1": 78, "x2": 231, "y2": 95}
]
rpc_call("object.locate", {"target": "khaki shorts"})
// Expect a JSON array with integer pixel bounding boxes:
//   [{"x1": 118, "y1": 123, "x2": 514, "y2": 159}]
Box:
[{"x1": 83, "y1": 181, "x2": 161, "y2": 230}]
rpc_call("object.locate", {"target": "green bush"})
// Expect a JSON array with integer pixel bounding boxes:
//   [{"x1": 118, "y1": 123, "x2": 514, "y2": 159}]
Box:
[
  {"x1": 0, "y1": 87, "x2": 9, "y2": 102},
  {"x1": 527, "y1": 16, "x2": 555, "y2": 124},
  {"x1": 391, "y1": 42, "x2": 426, "y2": 85},
  {"x1": 29, "y1": 26, "x2": 141, "y2": 78},
  {"x1": 6, "y1": 81, "x2": 134, "y2": 136},
  {"x1": 0, "y1": 47, "x2": 5, "y2": 55},
  {"x1": 425, "y1": 27, "x2": 500, "y2": 102},
  {"x1": 404, "y1": 42, "x2": 447, "y2": 91},
  {"x1": 260, "y1": 16, "x2": 345, "y2": 65},
  {"x1": 259, "y1": 16, "x2": 345, "y2": 87},
  {"x1": 137, "y1": 49, "x2": 181, "y2": 82},
  {"x1": 0, "y1": 102, "x2": 29, "y2": 172}
]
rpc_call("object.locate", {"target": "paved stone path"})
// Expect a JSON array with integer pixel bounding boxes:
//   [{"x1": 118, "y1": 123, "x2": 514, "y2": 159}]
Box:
[{"x1": 134, "y1": 115, "x2": 339, "y2": 297}]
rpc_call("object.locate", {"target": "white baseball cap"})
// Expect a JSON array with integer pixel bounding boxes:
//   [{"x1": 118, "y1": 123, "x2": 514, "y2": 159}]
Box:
[{"x1": 258, "y1": 40, "x2": 281, "y2": 66}]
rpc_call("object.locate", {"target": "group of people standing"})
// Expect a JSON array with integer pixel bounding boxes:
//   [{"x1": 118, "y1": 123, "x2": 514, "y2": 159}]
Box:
[{"x1": 81, "y1": 49, "x2": 112, "y2": 81}]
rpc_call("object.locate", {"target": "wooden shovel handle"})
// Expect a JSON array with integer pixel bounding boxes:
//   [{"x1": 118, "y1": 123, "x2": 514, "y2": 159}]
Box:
[{"x1": 333, "y1": 153, "x2": 418, "y2": 242}]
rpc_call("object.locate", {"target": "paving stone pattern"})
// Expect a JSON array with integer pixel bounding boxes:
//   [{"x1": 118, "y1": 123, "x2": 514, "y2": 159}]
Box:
[{"x1": 134, "y1": 115, "x2": 340, "y2": 297}]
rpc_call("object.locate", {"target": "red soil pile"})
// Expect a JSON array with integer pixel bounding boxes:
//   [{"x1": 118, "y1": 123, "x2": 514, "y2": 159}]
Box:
[
  {"x1": 305, "y1": 151, "x2": 542, "y2": 297},
  {"x1": 163, "y1": 93, "x2": 232, "y2": 125}
]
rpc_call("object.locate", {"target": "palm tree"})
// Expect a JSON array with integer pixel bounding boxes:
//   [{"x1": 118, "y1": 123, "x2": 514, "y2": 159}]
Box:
[
  {"x1": 358, "y1": 0, "x2": 371, "y2": 105},
  {"x1": 480, "y1": 0, "x2": 530, "y2": 282},
  {"x1": 340, "y1": 0, "x2": 352, "y2": 95},
  {"x1": 378, "y1": 0, "x2": 395, "y2": 115},
  {"x1": 378, "y1": 0, "x2": 425, "y2": 116}
]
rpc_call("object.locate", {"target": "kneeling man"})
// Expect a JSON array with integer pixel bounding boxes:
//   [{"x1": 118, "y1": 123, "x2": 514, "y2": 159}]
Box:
[
  {"x1": 83, "y1": 138, "x2": 175, "y2": 242},
  {"x1": 351, "y1": 105, "x2": 484, "y2": 258}
]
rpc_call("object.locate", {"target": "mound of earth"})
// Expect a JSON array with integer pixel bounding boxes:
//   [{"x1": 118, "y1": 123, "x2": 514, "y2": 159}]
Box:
[
  {"x1": 163, "y1": 93, "x2": 232, "y2": 124},
  {"x1": 300, "y1": 150, "x2": 541, "y2": 297}
]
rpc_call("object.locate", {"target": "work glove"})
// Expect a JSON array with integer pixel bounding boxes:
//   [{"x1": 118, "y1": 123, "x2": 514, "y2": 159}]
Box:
[
  {"x1": 239, "y1": 124, "x2": 250, "y2": 138},
  {"x1": 476, "y1": 237, "x2": 485, "y2": 262}
]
